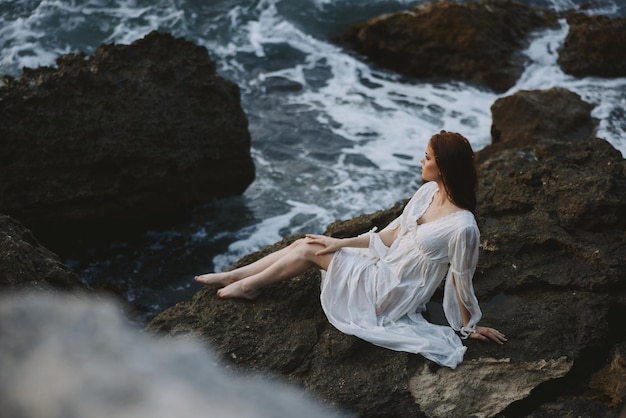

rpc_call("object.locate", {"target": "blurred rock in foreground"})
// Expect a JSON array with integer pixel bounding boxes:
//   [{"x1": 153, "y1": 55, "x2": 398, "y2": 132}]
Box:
[{"x1": 0, "y1": 293, "x2": 344, "y2": 418}]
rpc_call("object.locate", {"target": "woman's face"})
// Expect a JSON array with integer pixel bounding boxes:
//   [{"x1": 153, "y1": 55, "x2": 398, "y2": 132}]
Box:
[{"x1": 420, "y1": 143, "x2": 440, "y2": 182}]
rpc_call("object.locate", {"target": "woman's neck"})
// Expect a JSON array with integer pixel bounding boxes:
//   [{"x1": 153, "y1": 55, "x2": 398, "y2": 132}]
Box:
[{"x1": 435, "y1": 181, "x2": 451, "y2": 206}]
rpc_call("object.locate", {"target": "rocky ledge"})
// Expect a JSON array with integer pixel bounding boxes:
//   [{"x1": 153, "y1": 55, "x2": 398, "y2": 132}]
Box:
[
  {"x1": 0, "y1": 31, "x2": 255, "y2": 251},
  {"x1": 147, "y1": 87, "x2": 626, "y2": 417}
]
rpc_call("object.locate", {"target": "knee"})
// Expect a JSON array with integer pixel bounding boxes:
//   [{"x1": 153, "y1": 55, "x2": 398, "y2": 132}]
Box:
[
  {"x1": 289, "y1": 239, "x2": 307, "y2": 249},
  {"x1": 291, "y1": 238, "x2": 318, "y2": 258},
  {"x1": 288, "y1": 239, "x2": 311, "y2": 256}
]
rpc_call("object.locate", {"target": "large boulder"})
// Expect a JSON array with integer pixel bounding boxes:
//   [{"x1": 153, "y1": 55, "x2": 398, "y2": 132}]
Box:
[
  {"x1": 0, "y1": 215, "x2": 87, "y2": 293},
  {"x1": 0, "y1": 31, "x2": 255, "y2": 250},
  {"x1": 336, "y1": 0, "x2": 557, "y2": 92},
  {"x1": 483, "y1": 86, "x2": 598, "y2": 161},
  {"x1": 558, "y1": 13, "x2": 626, "y2": 78},
  {"x1": 146, "y1": 87, "x2": 626, "y2": 417}
]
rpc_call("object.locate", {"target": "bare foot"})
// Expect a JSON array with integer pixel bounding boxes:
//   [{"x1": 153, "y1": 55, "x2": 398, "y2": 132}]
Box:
[
  {"x1": 216, "y1": 280, "x2": 260, "y2": 300},
  {"x1": 194, "y1": 271, "x2": 238, "y2": 287}
]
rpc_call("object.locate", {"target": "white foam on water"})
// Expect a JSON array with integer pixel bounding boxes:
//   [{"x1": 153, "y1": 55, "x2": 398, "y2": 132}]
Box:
[
  {"x1": 200, "y1": 1, "x2": 293, "y2": 76},
  {"x1": 545, "y1": 0, "x2": 620, "y2": 15},
  {"x1": 0, "y1": 0, "x2": 191, "y2": 76},
  {"x1": 307, "y1": 74, "x2": 496, "y2": 171},
  {"x1": 231, "y1": 1, "x2": 494, "y2": 160},
  {"x1": 0, "y1": 14, "x2": 67, "y2": 72}
]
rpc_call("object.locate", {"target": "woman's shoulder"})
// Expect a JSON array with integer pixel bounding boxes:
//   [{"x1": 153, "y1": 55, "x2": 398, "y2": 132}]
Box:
[
  {"x1": 420, "y1": 181, "x2": 438, "y2": 193},
  {"x1": 413, "y1": 181, "x2": 438, "y2": 199},
  {"x1": 452, "y1": 211, "x2": 479, "y2": 234}
]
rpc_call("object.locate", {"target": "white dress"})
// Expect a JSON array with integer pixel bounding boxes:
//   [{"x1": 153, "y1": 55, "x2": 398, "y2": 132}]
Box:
[{"x1": 320, "y1": 181, "x2": 482, "y2": 369}]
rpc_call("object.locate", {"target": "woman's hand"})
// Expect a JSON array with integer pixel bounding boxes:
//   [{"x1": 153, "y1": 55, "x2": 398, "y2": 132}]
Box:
[
  {"x1": 469, "y1": 326, "x2": 507, "y2": 344},
  {"x1": 305, "y1": 234, "x2": 345, "y2": 255}
]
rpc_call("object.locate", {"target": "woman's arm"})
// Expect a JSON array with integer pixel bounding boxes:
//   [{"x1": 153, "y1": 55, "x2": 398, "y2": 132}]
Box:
[
  {"x1": 454, "y1": 281, "x2": 507, "y2": 344},
  {"x1": 306, "y1": 225, "x2": 399, "y2": 256},
  {"x1": 453, "y1": 278, "x2": 473, "y2": 326},
  {"x1": 378, "y1": 225, "x2": 399, "y2": 247},
  {"x1": 450, "y1": 269, "x2": 507, "y2": 344}
]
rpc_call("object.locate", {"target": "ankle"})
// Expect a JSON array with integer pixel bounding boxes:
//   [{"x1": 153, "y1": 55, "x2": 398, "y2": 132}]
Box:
[{"x1": 240, "y1": 281, "x2": 257, "y2": 294}]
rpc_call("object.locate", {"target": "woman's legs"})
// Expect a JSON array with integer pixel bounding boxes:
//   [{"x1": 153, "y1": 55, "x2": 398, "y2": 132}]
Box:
[
  {"x1": 216, "y1": 238, "x2": 333, "y2": 299},
  {"x1": 194, "y1": 240, "x2": 300, "y2": 286}
]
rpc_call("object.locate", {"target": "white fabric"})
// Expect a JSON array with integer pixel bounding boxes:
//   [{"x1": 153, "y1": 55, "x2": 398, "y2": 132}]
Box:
[{"x1": 320, "y1": 181, "x2": 482, "y2": 368}]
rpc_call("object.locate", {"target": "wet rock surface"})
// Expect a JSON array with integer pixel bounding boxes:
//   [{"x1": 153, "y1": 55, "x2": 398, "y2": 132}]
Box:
[
  {"x1": 146, "y1": 86, "x2": 626, "y2": 417},
  {"x1": 336, "y1": 0, "x2": 558, "y2": 92},
  {"x1": 0, "y1": 31, "x2": 255, "y2": 252}
]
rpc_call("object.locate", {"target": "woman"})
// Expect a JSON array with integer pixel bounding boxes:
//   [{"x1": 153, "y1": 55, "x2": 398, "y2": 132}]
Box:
[{"x1": 195, "y1": 130, "x2": 506, "y2": 368}]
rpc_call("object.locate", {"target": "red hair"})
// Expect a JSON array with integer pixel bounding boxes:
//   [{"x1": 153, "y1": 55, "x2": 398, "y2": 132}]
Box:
[{"x1": 429, "y1": 130, "x2": 478, "y2": 213}]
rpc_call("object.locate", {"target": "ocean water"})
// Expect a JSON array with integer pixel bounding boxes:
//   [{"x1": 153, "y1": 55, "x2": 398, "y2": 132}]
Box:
[{"x1": 1, "y1": 0, "x2": 625, "y2": 322}]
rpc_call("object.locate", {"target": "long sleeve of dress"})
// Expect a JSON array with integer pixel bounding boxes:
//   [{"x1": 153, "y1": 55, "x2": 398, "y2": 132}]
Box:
[{"x1": 443, "y1": 223, "x2": 482, "y2": 338}]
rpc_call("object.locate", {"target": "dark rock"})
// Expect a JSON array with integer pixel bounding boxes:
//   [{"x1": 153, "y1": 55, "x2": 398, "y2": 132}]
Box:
[
  {"x1": 0, "y1": 215, "x2": 87, "y2": 292},
  {"x1": 146, "y1": 86, "x2": 626, "y2": 417},
  {"x1": 558, "y1": 13, "x2": 626, "y2": 78},
  {"x1": 525, "y1": 398, "x2": 621, "y2": 418},
  {"x1": 488, "y1": 86, "x2": 597, "y2": 144},
  {"x1": 336, "y1": 0, "x2": 558, "y2": 92},
  {"x1": 0, "y1": 31, "x2": 255, "y2": 251},
  {"x1": 585, "y1": 342, "x2": 626, "y2": 408},
  {"x1": 261, "y1": 76, "x2": 303, "y2": 93}
]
